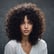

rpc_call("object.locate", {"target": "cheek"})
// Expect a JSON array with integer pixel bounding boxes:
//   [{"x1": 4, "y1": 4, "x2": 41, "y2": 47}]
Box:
[
  {"x1": 29, "y1": 25, "x2": 33, "y2": 30},
  {"x1": 20, "y1": 25, "x2": 24, "y2": 31}
]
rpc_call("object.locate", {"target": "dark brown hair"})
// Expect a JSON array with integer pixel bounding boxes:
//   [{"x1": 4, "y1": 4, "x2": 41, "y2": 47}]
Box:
[{"x1": 5, "y1": 3, "x2": 46, "y2": 46}]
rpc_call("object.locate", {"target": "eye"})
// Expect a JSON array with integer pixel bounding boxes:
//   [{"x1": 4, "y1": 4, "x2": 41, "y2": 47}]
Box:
[{"x1": 28, "y1": 21, "x2": 33, "y2": 25}]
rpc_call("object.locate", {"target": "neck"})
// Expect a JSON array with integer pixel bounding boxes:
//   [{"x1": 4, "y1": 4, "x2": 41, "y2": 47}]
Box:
[
  {"x1": 21, "y1": 35, "x2": 32, "y2": 47},
  {"x1": 21, "y1": 35, "x2": 29, "y2": 43}
]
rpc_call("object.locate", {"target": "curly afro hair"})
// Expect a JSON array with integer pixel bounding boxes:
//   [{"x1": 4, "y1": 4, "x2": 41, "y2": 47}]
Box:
[{"x1": 5, "y1": 3, "x2": 46, "y2": 46}]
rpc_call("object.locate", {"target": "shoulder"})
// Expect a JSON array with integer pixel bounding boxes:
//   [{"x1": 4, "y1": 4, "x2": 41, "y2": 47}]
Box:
[
  {"x1": 38, "y1": 39, "x2": 47, "y2": 47},
  {"x1": 5, "y1": 40, "x2": 19, "y2": 48},
  {"x1": 4, "y1": 40, "x2": 20, "y2": 54},
  {"x1": 34, "y1": 39, "x2": 47, "y2": 50}
]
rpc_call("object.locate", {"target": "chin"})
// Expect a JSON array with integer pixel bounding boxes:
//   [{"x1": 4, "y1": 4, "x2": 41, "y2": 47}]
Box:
[
  {"x1": 23, "y1": 33, "x2": 30, "y2": 36},
  {"x1": 22, "y1": 31, "x2": 31, "y2": 36},
  {"x1": 24, "y1": 34, "x2": 29, "y2": 36}
]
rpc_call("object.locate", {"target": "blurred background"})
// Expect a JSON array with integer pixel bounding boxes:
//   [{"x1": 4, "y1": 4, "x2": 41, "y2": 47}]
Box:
[{"x1": 0, "y1": 0, "x2": 54, "y2": 54}]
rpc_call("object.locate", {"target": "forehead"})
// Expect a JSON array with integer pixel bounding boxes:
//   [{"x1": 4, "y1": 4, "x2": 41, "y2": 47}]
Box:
[
  {"x1": 24, "y1": 15, "x2": 28, "y2": 20},
  {"x1": 24, "y1": 15, "x2": 30, "y2": 22},
  {"x1": 20, "y1": 15, "x2": 33, "y2": 24}
]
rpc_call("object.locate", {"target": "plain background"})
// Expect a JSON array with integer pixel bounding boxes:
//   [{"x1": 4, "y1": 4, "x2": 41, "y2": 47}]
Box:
[{"x1": 0, "y1": 0, "x2": 54, "y2": 54}]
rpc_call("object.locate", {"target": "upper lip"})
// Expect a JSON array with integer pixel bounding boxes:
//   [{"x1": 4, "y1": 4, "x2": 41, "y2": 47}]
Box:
[{"x1": 24, "y1": 30, "x2": 29, "y2": 32}]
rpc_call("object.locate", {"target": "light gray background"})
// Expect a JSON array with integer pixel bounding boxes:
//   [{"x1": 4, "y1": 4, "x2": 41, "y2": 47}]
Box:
[{"x1": 0, "y1": 0, "x2": 54, "y2": 54}]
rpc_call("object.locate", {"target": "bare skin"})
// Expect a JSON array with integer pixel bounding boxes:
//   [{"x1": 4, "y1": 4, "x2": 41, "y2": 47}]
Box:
[
  {"x1": 20, "y1": 15, "x2": 33, "y2": 54},
  {"x1": 21, "y1": 36, "x2": 32, "y2": 54}
]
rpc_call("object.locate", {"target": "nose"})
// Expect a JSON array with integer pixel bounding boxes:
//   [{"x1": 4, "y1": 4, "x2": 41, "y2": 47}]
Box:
[{"x1": 24, "y1": 23, "x2": 28, "y2": 29}]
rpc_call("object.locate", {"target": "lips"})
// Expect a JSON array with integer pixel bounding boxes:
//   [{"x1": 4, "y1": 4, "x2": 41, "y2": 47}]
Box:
[{"x1": 24, "y1": 30, "x2": 29, "y2": 33}]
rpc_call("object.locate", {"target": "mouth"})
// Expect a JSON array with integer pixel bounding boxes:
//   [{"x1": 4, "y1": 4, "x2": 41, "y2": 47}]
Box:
[{"x1": 24, "y1": 30, "x2": 29, "y2": 33}]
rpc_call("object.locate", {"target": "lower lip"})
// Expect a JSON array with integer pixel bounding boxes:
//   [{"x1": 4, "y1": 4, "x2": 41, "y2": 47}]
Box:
[{"x1": 24, "y1": 30, "x2": 29, "y2": 33}]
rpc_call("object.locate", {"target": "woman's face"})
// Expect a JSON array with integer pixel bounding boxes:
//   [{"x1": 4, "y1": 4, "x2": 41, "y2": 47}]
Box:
[{"x1": 20, "y1": 15, "x2": 33, "y2": 36}]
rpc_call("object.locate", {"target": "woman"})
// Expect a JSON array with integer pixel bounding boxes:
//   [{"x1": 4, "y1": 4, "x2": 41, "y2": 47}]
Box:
[{"x1": 4, "y1": 3, "x2": 48, "y2": 54}]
